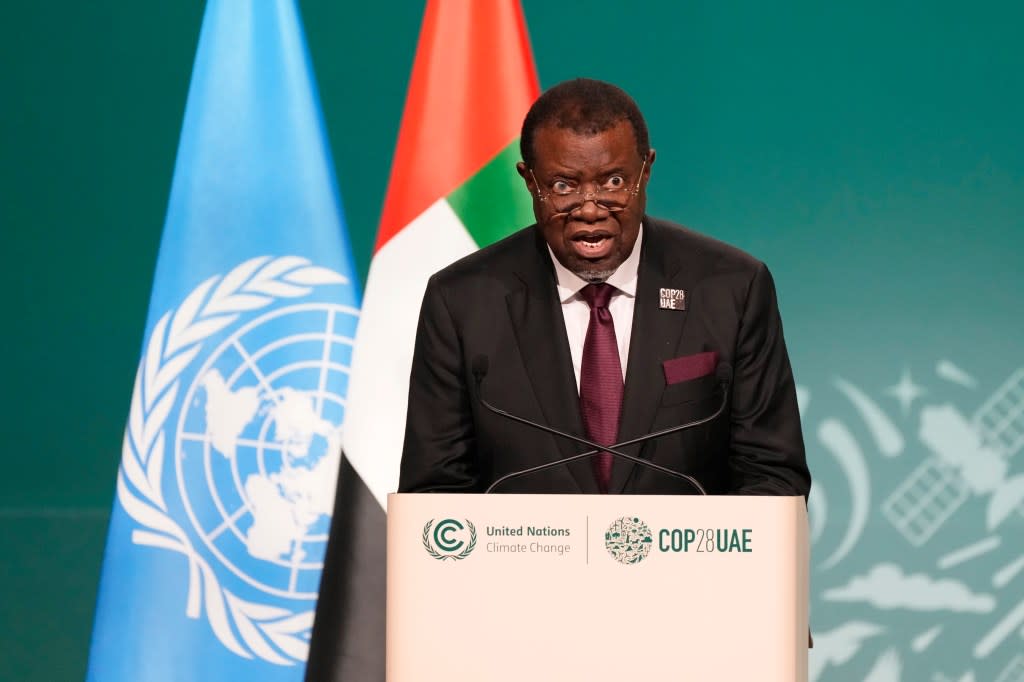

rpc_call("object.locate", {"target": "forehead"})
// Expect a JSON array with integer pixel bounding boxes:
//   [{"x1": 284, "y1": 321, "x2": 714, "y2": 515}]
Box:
[{"x1": 531, "y1": 120, "x2": 639, "y2": 173}]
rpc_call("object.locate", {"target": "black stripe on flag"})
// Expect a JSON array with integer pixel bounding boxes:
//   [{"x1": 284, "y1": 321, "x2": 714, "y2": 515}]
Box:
[{"x1": 305, "y1": 453, "x2": 385, "y2": 682}]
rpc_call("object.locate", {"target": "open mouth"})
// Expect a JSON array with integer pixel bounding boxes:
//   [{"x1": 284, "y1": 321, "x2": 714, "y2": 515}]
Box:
[{"x1": 570, "y1": 232, "x2": 614, "y2": 259}]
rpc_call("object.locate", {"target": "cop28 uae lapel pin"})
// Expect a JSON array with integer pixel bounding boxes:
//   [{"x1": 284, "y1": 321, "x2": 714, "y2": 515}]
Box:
[{"x1": 659, "y1": 288, "x2": 687, "y2": 310}]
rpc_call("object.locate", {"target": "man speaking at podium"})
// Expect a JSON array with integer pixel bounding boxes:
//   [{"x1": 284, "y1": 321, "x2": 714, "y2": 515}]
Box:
[{"x1": 398, "y1": 79, "x2": 810, "y2": 497}]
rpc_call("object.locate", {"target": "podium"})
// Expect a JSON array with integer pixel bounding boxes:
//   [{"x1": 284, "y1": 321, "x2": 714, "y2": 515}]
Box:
[{"x1": 387, "y1": 493, "x2": 809, "y2": 681}]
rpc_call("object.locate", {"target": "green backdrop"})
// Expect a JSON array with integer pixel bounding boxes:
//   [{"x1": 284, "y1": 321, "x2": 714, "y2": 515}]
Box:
[{"x1": 2, "y1": 1, "x2": 1021, "y2": 680}]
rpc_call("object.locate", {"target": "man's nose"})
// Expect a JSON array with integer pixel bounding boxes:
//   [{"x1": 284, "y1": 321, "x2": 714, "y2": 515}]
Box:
[{"x1": 573, "y1": 191, "x2": 607, "y2": 222}]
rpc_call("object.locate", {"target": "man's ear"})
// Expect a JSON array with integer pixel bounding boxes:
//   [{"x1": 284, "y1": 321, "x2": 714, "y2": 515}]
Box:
[
  {"x1": 645, "y1": 149, "x2": 656, "y2": 180},
  {"x1": 516, "y1": 161, "x2": 531, "y2": 187},
  {"x1": 516, "y1": 161, "x2": 539, "y2": 197}
]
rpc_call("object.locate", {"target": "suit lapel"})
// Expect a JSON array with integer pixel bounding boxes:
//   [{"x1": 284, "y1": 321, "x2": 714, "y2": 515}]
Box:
[
  {"x1": 610, "y1": 219, "x2": 690, "y2": 493},
  {"x1": 506, "y1": 229, "x2": 597, "y2": 493}
]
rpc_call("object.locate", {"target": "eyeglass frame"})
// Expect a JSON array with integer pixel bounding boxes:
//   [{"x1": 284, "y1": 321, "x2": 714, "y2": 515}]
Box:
[{"x1": 528, "y1": 155, "x2": 649, "y2": 218}]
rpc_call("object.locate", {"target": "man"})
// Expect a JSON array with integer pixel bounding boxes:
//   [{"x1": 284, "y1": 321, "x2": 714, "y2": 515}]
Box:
[{"x1": 398, "y1": 78, "x2": 809, "y2": 497}]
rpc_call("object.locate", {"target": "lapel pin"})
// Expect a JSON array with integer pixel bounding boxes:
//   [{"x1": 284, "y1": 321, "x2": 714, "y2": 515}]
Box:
[{"x1": 659, "y1": 288, "x2": 687, "y2": 311}]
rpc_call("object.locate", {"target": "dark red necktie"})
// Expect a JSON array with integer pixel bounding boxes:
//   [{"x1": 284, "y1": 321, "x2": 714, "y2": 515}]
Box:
[{"x1": 579, "y1": 283, "x2": 624, "y2": 493}]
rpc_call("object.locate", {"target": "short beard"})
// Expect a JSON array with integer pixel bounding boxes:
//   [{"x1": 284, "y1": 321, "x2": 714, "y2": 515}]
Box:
[{"x1": 575, "y1": 268, "x2": 616, "y2": 283}]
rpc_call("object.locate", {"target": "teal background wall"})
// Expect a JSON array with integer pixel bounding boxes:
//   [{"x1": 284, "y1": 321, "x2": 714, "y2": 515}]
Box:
[{"x1": 2, "y1": 1, "x2": 1021, "y2": 680}]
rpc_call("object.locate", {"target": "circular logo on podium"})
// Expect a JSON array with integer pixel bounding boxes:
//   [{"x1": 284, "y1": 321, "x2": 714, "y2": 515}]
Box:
[
  {"x1": 422, "y1": 518, "x2": 477, "y2": 561},
  {"x1": 605, "y1": 516, "x2": 653, "y2": 564}
]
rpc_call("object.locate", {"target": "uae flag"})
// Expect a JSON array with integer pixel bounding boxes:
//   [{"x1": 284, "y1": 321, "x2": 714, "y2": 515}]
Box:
[{"x1": 305, "y1": 2, "x2": 539, "y2": 679}]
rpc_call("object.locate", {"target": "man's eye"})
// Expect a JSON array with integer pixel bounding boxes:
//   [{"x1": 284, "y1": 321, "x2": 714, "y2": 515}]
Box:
[
  {"x1": 604, "y1": 175, "x2": 626, "y2": 189},
  {"x1": 552, "y1": 180, "x2": 574, "y2": 194}
]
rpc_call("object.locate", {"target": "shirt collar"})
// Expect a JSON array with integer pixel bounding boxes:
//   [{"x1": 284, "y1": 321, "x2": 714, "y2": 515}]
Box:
[{"x1": 548, "y1": 224, "x2": 643, "y2": 303}]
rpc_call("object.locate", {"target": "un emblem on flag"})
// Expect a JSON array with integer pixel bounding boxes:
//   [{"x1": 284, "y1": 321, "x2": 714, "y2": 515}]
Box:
[
  {"x1": 117, "y1": 256, "x2": 358, "y2": 663},
  {"x1": 176, "y1": 303, "x2": 355, "y2": 598}
]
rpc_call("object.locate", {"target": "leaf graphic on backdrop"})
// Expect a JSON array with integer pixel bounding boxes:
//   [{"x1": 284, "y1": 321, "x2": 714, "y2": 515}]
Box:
[
  {"x1": 808, "y1": 621, "x2": 886, "y2": 682},
  {"x1": 987, "y1": 475, "x2": 1024, "y2": 530},
  {"x1": 911, "y1": 624, "x2": 943, "y2": 652},
  {"x1": 864, "y1": 648, "x2": 901, "y2": 682},
  {"x1": 818, "y1": 419, "x2": 870, "y2": 569},
  {"x1": 835, "y1": 378, "x2": 904, "y2": 456}
]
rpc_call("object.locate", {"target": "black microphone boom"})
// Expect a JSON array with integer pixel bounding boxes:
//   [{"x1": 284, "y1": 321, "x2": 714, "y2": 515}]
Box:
[{"x1": 472, "y1": 355, "x2": 732, "y2": 494}]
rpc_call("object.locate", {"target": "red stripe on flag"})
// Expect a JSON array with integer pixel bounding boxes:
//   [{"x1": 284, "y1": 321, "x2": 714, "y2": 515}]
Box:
[{"x1": 374, "y1": 0, "x2": 540, "y2": 253}]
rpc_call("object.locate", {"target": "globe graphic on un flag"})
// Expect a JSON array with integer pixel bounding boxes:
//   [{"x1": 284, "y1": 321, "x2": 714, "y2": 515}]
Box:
[{"x1": 175, "y1": 303, "x2": 358, "y2": 599}]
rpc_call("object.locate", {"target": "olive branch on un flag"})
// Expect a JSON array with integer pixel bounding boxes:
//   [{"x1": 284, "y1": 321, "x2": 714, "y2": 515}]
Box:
[{"x1": 116, "y1": 256, "x2": 346, "y2": 665}]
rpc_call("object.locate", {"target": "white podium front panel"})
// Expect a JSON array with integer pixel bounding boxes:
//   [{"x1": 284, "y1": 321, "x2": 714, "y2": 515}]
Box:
[{"x1": 387, "y1": 494, "x2": 808, "y2": 682}]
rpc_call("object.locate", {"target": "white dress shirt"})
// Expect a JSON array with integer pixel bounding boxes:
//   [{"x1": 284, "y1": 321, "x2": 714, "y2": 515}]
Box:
[{"x1": 547, "y1": 226, "x2": 643, "y2": 393}]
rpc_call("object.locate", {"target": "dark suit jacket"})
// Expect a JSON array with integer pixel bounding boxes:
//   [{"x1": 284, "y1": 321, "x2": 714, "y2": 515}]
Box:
[{"x1": 398, "y1": 216, "x2": 810, "y2": 496}]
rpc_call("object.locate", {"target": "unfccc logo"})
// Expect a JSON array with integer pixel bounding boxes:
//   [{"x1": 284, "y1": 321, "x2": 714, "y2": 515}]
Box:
[{"x1": 422, "y1": 518, "x2": 477, "y2": 561}]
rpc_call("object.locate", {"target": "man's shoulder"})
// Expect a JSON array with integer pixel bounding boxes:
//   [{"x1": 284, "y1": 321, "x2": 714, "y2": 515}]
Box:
[{"x1": 645, "y1": 216, "x2": 766, "y2": 277}]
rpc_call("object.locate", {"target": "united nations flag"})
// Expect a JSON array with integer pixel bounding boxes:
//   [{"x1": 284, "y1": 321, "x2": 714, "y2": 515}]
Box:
[{"x1": 86, "y1": 2, "x2": 358, "y2": 680}]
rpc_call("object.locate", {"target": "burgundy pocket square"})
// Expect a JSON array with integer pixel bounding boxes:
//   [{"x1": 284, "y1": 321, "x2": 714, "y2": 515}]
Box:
[{"x1": 663, "y1": 351, "x2": 719, "y2": 385}]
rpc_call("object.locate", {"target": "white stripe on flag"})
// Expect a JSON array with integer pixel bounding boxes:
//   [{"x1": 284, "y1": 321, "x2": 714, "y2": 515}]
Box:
[{"x1": 343, "y1": 198, "x2": 476, "y2": 507}]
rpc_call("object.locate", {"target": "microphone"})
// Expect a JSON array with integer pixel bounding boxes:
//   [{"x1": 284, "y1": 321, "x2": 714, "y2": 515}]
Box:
[{"x1": 472, "y1": 356, "x2": 732, "y2": 494}]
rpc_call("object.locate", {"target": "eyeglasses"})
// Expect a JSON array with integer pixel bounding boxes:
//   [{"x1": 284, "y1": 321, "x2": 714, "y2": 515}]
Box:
[{"x1": 529, "y1": 157, "x2": 647, "y2": 218}]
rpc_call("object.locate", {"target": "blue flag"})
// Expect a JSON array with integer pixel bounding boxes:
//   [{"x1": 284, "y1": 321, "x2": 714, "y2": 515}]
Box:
[{"x1": 87, "y1": 2, "x2": 358, "y2": 679}]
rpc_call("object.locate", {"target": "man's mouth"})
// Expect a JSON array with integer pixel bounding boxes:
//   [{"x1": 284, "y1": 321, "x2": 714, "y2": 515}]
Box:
[{"x1": 570, "y1": 232, "x2": 614, "y2": 259}]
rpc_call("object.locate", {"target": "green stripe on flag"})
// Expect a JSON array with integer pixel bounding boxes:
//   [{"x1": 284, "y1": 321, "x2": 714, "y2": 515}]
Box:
[{"x1": 447, "y1": 140, "x2": 535, "y2": 247}]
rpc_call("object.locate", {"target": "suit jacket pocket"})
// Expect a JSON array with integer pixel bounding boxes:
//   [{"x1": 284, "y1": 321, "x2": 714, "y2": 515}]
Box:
[{"x1": 660, "y1": 372, "x2": 717, "y2": 407}]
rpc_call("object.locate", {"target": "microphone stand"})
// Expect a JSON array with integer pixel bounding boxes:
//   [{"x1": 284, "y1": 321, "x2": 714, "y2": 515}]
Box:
[{"x1": 481, "y1": 386, "x2": 728, "y2": 494}]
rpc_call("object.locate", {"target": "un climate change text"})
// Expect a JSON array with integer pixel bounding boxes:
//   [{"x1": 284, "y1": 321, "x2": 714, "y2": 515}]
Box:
[{"x1": 485, "y1": 525, "x2": 572, "y2": 556}]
